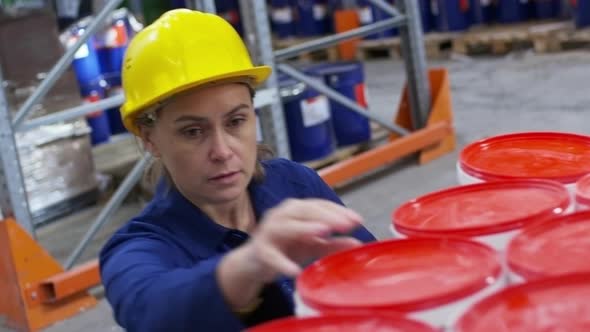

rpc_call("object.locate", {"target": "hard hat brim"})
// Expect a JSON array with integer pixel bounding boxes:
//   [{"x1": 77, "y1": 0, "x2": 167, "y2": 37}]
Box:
[{"x1": 122, "y1": 65, "x2": 272, "y2": 135}]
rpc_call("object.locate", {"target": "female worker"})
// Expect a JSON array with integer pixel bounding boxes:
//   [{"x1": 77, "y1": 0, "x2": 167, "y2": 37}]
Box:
[{"x1": 99, "y1": 9, "x2": 376, "y2": 331}]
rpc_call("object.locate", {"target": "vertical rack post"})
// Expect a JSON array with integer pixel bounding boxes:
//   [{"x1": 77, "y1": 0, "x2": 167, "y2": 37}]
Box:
[
  {"x1": 239, "y1": 0, "x2": 291, "y2": 159},
  {"x1": 192, "y1": 0, "x2": 216, "y2": 13},
  {"x1": 397, "y1": 0, "x2": 431, "y2": 129},
  {"x1": 0, "y1": 69, "x2": 35, "y2": 237}
]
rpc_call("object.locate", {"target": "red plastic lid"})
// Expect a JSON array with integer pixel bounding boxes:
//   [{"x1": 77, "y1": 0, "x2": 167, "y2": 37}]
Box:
[
  {"x1": 575, "y1": 173, "x2": 590, "y2": 206},
  {"x1": 454, "y1": 273, "x2": 590, "y2": 332},
  {"x1": 297, "y1": 238, "x2": 501, "y2": 312},
  {"x1": 460, "y1": 132, "x2": 590, "y2": 184},
  {"x1": 507, "y1": 210, "x2": 590, "y2": 280},
  {"x1": 393, "y1": 180, "x2": 570, "y2": 236},
  {"x1": 248, "y1": 314, "x2": 436, "y2": 332}
]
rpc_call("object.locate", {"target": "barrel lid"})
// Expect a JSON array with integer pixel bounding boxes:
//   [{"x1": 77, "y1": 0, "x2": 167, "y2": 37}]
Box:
[
  {"x1": 454, "y1": 273, "x2": 590, "y2": 332},
  {"x1": 393, "y1": 180, "x2": 570, "y2": 236},
  {"x1": 575, "y1": 173, "x2": 590, "y2": 206},
  {"x1": 459, "y1": 132, "x2": 590, "y2": 184},
  {"x1": 507, "y1": 211, "x2": 590, "y2": 280},
  {"x1": 248, "y1": 314, "x2": 436, "y2": 332},
  {"x1": 296, "y1": 238, "x2": 501, "y2": 312}
]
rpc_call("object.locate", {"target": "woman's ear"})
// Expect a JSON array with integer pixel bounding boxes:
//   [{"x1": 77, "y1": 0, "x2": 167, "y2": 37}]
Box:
[{"x1": 138, "y1": 126, "x2": 161, "y2": 158}]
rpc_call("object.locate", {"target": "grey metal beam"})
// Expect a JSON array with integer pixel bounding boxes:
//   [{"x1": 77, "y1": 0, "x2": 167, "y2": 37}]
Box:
[
  {"x1": 274, "y1": 16, "x2": 407, "y2": 60},
  {"x1": 18, "y1": 94, "x2": 125, "y2": 132},
  {"x1": 277, "y1": 64, "x2": 410, "y2": 137},
  {"x1": 240, "y1": 0, "x2": 291, "y2": 159},
  {"x1": 65, "y1": 154, "x2": 151, "y2": 269},
  {"x1": 397, "y1": 0, "x2": 431, "y2": 129},
  {"x1": 0, "y1": 69, "x2": 35, "y2": 237},
  {"x1": 366, "y1": 0, "x2": 402, "y2": 17},
  {"x1": 12, "y1": 0, "x2": 124, "y2": 129}
]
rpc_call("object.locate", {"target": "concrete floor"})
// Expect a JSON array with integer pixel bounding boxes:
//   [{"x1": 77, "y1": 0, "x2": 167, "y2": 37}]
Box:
[{"x1": 2, "y1": 50, "x2": 589, "y2": 331}]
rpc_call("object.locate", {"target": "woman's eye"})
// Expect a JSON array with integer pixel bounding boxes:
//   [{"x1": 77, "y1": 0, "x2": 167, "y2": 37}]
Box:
[
  {"x1": 183, "y1": 127, "x2": 203, "y2": 138},
  {"x1": 228, "y1": 117, "x2": 246, "y2": 128}
]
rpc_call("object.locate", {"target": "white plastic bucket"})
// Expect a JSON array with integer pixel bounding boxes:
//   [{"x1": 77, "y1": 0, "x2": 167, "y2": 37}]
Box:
[
  {"x1": 575, "y1": 173, "x2": 590, "y2": 211},
  {"x1": 391, "y1": 179, "x2": 571, "y2": 252},
  {"x1": 295, "y1": 238, "x2": 505, "y2": 329},
  {"x1": 457, "y1": 132, "x2": 590, "y2": 199},
  {"x1": 452, "y1": 273, "x2": 590, "y2": 332},
  {"x1": 506, "y1": 210, "x2": 590, "y2": 284}
]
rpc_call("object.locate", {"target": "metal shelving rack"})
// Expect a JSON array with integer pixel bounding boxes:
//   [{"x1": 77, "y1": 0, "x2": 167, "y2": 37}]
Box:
[{"x1": 0, "y1": 0, "x2": 430, "y2": 269}]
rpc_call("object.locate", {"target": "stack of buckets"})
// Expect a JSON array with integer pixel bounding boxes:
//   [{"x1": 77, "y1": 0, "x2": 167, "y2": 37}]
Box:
[
  {"x1": 249, "y1": 131, "x2": 590, "y2": 331},
  {"x1": 277, "y1": 61, "x2": 371, "y2": 163},
  {"x1": 62, "y1": 9, "x2": 139, "y2": 145}
]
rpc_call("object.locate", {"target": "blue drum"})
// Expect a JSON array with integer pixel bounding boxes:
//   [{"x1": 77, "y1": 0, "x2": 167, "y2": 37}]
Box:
[
  {"x1": 306, "y1": 62, "x2": 371, "y2": 147},
  {"x1": 215, "y1": 0, "x2": 243, "y2": 36},
  {"x1": 471, "y1": 0, "x2": 497, "y2": 25},
  {"x1": 279, "y1": 74, "x2": 334, "y2": 162},
  {"x1": 497, "y1": 0, "x2": 531, "y2": 23},
  {"x1": 271, "y1": 0, "x2": 296, "y2": 39},
  {"x1": 105, "y1": 87, "x2": 127, "y2": 135},
  {"x1": 66, "y1": 20, "x2": 104, "y2": 98},
  {"x1": 534, "y1": 0, "x2": 559, "y2": 19},
  {"x1": 96, "y1": 9, "x2": 130, "y2": 88},
  {"x1": 357, "y1": 0, "x2": 398, "y2": 39},
  {"x1": 84, "y1": 90, "x2": 112, "y2": 145},
  {"x1": 574, "y1": 0, "x2": 590, "y2": 28},
  {"x1": 432, "y1": 0, "x2": 471, "y2": 31}
]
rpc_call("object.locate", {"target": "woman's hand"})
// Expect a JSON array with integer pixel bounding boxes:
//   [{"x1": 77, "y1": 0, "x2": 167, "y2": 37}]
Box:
[
  {"x1": 243, "y1": 198, "x2": 364, "y2": 282},
  {"x1": 217, "y1": 198, "x2": 364, "y2": 312}
]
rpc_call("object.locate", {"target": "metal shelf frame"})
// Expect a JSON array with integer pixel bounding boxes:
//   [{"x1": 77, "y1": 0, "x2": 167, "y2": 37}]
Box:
[{"x1": 0, "y1": 0, "x2": 431, "y2": 270}]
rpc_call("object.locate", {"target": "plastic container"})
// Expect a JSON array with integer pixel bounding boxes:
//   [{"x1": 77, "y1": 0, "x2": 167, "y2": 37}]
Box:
[
  {"x1": 357, "y1": 0, "x2": 398, "y2": 39},
  {"x1": 247, "y1": 314, "x2": 437, "y2": 332},
  {"x1": 105, "y1": 87, "x2": 127, "y2": 135},
  {"x1": 506, "y1": 210, "x2": 590, "y2": 284},
  {"x1": 452, "y1": 273, "x2": 590, "y2": 332},
  {"x1": 432, "y1": 0, "x2": 471, "y2": 32},
  {"x1": 457, "y1": 132, "x2": 590, "y2": 197},
  {"x1": 573, "y1": 0, "x2": 590, "y2": 28},
  {"x1": 497, "y1": 0, "x2": 531, "y2": 23},
  {"x1": 271, "y1": 0, "x2": 296, "y2": 38},
  {"x1": 575, "y1": 173, "x2": 590, "y2": 210},
  {"x1": 279, "y1": 74, "x2": 334, "y2": 163},
  {"x1": 418, "y1": 0, "x2": 434, "y2": 32},
  {"x1": 470, "y1": 0, "x2": 497, "y2": 25},
  {"x1": 392, "y1": 179, "x2": 571, "y2": 252},
  {"x1": 295, "y1": 238, "x2": 505, "y2": 328},
  {"x1": 96, "y1": 9, "x2": 130, "y2": 88},
  {"x1": 307, "y1": 62, "x2": 371, "y2": 147},
  {"x1": 533, "y1": 0, "x2": 559, "y2": 19},
  {"x1": 84, "y1": 91, "x2": 111, "y2": 145},
  {"x1": 65, "y1": 20, "x2": 104, "y2": 97}
]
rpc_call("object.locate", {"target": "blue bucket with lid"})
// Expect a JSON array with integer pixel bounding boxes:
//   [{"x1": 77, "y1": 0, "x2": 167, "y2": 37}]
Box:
[
  {"x1": 279, "y1": 74, "x2": 334, "y2": 162},
  {"x1": 271, "y1": 0, "x2": 296, "y2": 38},
  {"x1": 306, "y1": 62, "x2": 371, "y2": 147}
]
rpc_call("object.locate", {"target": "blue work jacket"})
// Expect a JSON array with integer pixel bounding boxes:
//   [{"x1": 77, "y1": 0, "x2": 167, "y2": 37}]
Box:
[{"x1": 99, "y1": 158, "x2": 376, "y2": 331}]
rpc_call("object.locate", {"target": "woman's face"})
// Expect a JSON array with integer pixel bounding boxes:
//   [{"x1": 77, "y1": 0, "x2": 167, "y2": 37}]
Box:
[{"x1": 141, "y1": 83, "x2": 258, "y2": 206}]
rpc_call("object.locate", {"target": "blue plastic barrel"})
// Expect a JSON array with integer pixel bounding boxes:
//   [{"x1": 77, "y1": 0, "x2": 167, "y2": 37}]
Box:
[
  {"x1": 471, "y1": 0, "x2": 497, "y2": 24},
  {"x1": 534, "y1": 0, "x2": 558, "y2": 19},
  {"x1": 105, "y1": 87, "x2": 127, "y2": 135},
  {"x1": 279, "y1": 74, "x2": 334, "y2": 162},
  {"x1": 307, "y1": 62, "x2": 371, "y2": 147},
  {"x1": 419, "y1": 0, "x2": 434, "y2": 32},
  {"x1": 357, "y1": 0, "x2": 398, "y2": 39},
  {"x1": 295, "y1": 0, "x2": 331, "y2": 36},
  {"x1": 271, "y1": 0, "x2": 296, "y2": 38},
  {"x1": 84, "y1": 90, "x2": 112, "y2": 145},
  {"x1": 432, "y1": 0, "x2": 471, "y2": 31},
  {"x1": 574, "y1": 0, "x2": 590, "y2": 27},
  {"x1": 96, "y1": 14, "x2": 128, "y2": 88},
  {"x1": 68, "y1": 23, "x2": 104, "y2": 97},
  {"x1": 215, "y1": 0, "x2": 243, "y2": 36},
  {"x1": 497, "y1": 0, "x2": 531, "y2": 23}
]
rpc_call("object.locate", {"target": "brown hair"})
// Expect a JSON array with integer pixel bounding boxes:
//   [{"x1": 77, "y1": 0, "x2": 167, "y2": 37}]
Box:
[{"x1": 134, "y1": 83, "x2": 273, "y2": 193}]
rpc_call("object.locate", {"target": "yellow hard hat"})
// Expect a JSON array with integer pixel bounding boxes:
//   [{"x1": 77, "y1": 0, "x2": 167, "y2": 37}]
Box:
[{"x1": 120, "y1": 9, "x2": 271, "y2": 135}]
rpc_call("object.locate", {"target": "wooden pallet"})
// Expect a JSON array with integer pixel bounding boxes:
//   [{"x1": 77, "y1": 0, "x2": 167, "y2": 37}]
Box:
[
  {"x1": 453, "y1": 20, "x2": 573, "y2": 55},
  {"x1": 355, "y1": 32, "x2": 459, "y2": 60},
  {"x1": 540, "y1": 26, "x2": 590, "y2": 52},
  {"x1": 273, "y1": 36, "x2": 340, "y2": 61}
]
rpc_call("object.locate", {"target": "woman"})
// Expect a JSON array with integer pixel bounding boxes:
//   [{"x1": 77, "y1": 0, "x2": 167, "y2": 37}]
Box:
[{"x1": 99, "y1": 9, "x2": 376, "y2": 331}]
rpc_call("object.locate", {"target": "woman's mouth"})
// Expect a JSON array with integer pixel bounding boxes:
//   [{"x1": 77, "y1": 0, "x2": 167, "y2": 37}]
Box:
[{"x1": 209, "y1": 171, "x2": 240, "y2": 184}]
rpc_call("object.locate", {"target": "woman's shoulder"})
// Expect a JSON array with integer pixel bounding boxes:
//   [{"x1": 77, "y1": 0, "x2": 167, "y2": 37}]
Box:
[{"x1": 261, "y1": 158, "x2": 319, "y2": 184}]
